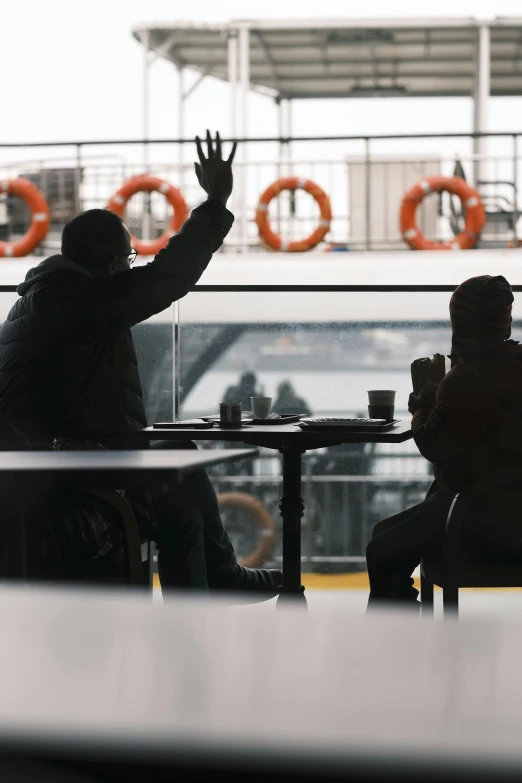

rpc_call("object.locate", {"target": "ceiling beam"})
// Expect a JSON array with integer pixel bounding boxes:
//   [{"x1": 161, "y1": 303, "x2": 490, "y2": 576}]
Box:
[
  {"x1": 259, "y1": 72, "x2": 522, "y2": 81},
  {"x1": 282, "y1": 88, "x2": 522, "y2": 99}
]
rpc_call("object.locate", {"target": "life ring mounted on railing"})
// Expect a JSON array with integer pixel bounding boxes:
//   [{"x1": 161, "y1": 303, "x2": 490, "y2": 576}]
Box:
[
  {"x1": 0, "y1": 178, "x2": 51, "y2": 257},
  {"x1": 217, "y1": 491, "x2": 276, "y2": 568},
  {"x1": 107, "y1": 174, "x2": 189, "y2": 256},
  {"x1": 400, "y1": 175, "x2": 485, "y2": 250},
  {"x1": 255, "y1": 176, "x2": 332, "y2": 252}
]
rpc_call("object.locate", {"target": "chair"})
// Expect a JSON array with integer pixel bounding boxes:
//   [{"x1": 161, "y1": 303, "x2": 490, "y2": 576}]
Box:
[
  {"x1": 420, "y1": 467, "x2": 522, "y2": 617},
  {"x1": 0, "y1": 416, "x2": 153, "y2": 590},
  {"x1": 27, "y1": 490, "x2": 154, "y2": 590}
]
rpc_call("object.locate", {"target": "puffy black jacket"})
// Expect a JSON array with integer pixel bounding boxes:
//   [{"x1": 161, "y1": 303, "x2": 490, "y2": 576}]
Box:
[{"x1": 0, "y1": 200, "x2": 233, "y2": 444}]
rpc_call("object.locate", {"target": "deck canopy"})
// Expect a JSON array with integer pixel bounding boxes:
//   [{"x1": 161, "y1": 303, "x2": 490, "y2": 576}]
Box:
[{"x1": 133, "y1": 17, "x2": 522, "y2": 100}]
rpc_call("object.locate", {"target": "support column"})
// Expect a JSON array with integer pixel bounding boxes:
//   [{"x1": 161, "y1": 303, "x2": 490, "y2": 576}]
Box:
[
  {"x1": 177, "y1": 65, "x2": 185, "y2": 190},
  {"x1": 277, "y1": 97, "x2": 284, "y2": 232},
  {"x1": 277, "y1": 98, "x2": 294, "y2": 238},
  {"x1": 142, "y1": 30, "x2": 152, "y2": 241},
  {"x1": 238, "y1": 25, "x2": 250, "y2": 253},
  {"x1": 227, "y1": 32, "x2": 238, "y2": 220},
  {"x1": 285, "y1": 98, "x2": 293, "y2": 176},
  {"x1": 473, "y1": 24, "x2": 490, "y2": 188}
]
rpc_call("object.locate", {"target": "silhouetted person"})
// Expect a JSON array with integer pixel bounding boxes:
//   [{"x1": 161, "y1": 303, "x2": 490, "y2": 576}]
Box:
[
  {"x1": 274, "y1": 381, "x2": 311, "y2": 416},
  {"x1": 0, "y1": 131, "x2": 281, "y2": 598},
  {"x1": 223, "y1": 371, "x2": 261, "y2": 410},
  {"x1": 367, "y1": 275, "x2": 522, "y2": 608}
]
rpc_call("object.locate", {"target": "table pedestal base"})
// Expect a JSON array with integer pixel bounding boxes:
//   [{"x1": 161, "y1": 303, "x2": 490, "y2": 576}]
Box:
[{"x1": 277, "y1": 445, "x2": 307, "y2": 610}]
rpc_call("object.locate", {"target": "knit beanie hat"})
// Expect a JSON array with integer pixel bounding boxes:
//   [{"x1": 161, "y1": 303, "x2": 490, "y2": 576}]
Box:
[{"x1": 450, "y1": 275, "x2": 513, "y2": 353}]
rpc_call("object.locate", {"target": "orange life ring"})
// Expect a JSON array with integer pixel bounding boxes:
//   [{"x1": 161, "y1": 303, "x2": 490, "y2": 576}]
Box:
[
  {"x1": 107, "y1": 174, "x2": 189, "y2": 256},
  {"x1": 400, "y1": 175, "x2": 485, "y2": 250},
  {"x1": 217, "y1": 492, "x2": 276, "y2": 568},
  {"x1": 255, "y1": 176, "x2": 332, "y2": 252},
  {"x1": 0, "y1": 178, "x2": 50, "y2": 257}
]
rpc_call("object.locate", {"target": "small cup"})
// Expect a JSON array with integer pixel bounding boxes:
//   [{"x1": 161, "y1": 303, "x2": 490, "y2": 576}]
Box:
[
  {"x1": 251, "y1": 396, "x2": 272, "y2": 419},
  {"x1": 220, "y1": 402, "x2": 243, "y2": 427},
  {"x1": 367, "y1": 390, "x2": 396, "y2": 421}
]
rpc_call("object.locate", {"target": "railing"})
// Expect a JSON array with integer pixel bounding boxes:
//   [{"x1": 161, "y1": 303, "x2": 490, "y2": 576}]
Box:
[
  {"x1": 207, "y1": 448, "x2": 432, "y2": 569},
  {"x1": 0, "y1": 131, "x2": 521, "y2": 254}
]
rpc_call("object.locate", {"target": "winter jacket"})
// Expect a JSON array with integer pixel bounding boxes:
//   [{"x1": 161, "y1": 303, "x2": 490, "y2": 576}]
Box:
[
  {"x1": 412, "y1": 341, "x2": 522, "y2": 493},
  {"x1": 0, "y1": 200, "x2": 233, "y2": 445}
]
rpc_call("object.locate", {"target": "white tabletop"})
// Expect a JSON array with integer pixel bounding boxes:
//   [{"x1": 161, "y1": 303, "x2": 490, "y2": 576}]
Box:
[
  {"x1": 0, "y1": 586, "x2": 521, "y2": 777},
  {"x1": 0, "y1": 448, "x2": 258, "y2": 475}
]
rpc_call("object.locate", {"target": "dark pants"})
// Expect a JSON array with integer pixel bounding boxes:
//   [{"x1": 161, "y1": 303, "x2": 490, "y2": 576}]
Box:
[
  {"x1": 149, "y1": 441, "x2": 237, "y2": 591},
  {"x1": 366, "y1": 486, "x2": 454, "y2": 606}
]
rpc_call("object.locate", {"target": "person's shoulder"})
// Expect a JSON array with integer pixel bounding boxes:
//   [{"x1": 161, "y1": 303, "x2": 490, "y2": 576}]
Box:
[{"x1": 436, "y1": 365, "x2": 475, "y2": 403}]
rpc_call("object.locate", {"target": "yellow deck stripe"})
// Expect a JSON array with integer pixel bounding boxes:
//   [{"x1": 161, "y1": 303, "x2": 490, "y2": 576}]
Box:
[{"x1": 153, "y1": 573, "x2": 522, "y2": 592}]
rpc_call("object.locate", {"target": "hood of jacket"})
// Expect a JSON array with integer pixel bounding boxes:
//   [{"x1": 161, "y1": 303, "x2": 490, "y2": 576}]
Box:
[{"x1": 17, "y1": 254, "x2": 92, "y2": 296}]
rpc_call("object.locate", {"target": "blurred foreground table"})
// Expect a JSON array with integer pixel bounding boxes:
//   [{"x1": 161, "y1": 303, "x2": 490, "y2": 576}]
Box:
[
  {"x1": 0, "y1": 448, "x2": 258, "y2": 580},
  {"x1": 0, "y1": 588, "x2": 521, "y2": 781},
  {"x1": 139, "y1": 421, "x2": 413, "y2": 605}
]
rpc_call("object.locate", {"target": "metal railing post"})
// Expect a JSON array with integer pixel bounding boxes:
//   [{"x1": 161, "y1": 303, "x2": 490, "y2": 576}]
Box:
[
  {"x1": 74, "y1": 143, "x2": 82, "y2": 215},
  {"x1": 514, "y1": 134, "x2": 519, "y2": 246},
  {"x1": 173, "y1": 300, "x2": 181, "y2": 422},
  {"x1": 365, "y1": 137, "x2": 371, "y2": 250}
]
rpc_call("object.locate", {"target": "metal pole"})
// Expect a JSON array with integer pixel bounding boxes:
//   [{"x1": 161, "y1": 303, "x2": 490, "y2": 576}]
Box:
[
  {"x1": 227, "y1": 32, "x2": 238, "y2": 221},
  {"x1": 473, "y1": 24, "x2": 490, "y2": 188},
  {"x1": 277, "y1": 97, "x2": 283, "y2": 233},
  {"x1": 173, "y1": 301, "x2": 181, "y2": 422},
  {"x1": 238, "y1": 25, "x2": 250, "y2": 253},
  {"x1": 74, "y1": 143, "x2": 82, "y2": 215},
  {"x1": 142, "y1": 31, "x2": 152, "y2": 241},
  {"x1": 365, "y1": 137, "x2": 371, "y2": 250},
  {"x1": 286, "y1": 98, "x2": 293, "y2": 176},
  {"x1": 177, "y1": 65, "x2": 185, "y2": 190},
  {"x1": 514, "y1": 134, "x2": 519, "y2": 246}
]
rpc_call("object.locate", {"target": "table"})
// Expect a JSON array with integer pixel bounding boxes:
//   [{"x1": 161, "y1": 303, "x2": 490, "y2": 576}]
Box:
[
  {"x1": 0, "y1": 449, "x2": 258, "y2": 580},
  {"x1": 0, "y1": 587, "x2": 521, "y2": 781},
  {"x1": 138, "y1": 422, "x2": 413, "y2": 604}
]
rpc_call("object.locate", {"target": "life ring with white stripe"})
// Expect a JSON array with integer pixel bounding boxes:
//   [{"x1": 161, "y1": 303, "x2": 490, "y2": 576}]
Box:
[
  {"x1": 400, "y1": 175, "x2": 485, "y2": 250},
  {"x1": 255, "y1": 176, "x2": 332, "y2": 252},
  {"x1": 217, "y1": 492, "x2": 276, "y2": 568},
  {"x1": 107, "y1": 174, "x2": 189, "y2": 256},
  {"x1": 0, "y1": 178, "x2": 51, "y2": 257}
]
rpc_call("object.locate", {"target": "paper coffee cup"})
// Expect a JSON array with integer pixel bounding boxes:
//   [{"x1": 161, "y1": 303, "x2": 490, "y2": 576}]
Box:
[
  {"x1": 251, "y1": 396, "x2": 272, "y2": 419},
  {"x1": 367, "y1": 390, "x2": 396, "y2": 421}
]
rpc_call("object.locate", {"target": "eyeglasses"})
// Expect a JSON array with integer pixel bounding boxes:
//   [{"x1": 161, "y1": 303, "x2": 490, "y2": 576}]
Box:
[{"x1": 115, "y1": 249, "x2": 138, "y2": 265}]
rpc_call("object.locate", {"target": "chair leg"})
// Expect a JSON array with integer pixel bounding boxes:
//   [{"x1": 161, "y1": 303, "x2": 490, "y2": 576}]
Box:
[
  {"x1": 420, "y1": 573, "x2": 434, "y2": 618},
  {"x1": 142, "y1": 542, "x2": 154, "y2": 593},
  {"x1": 443, "y1": 583, "x2": 459, "y2": 618}
]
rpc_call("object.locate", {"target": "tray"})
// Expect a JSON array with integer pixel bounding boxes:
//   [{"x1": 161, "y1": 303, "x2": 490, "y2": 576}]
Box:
[
  {"x1": 298, "y1": 419, "x2": 400, "y2": 432},
  {"x1": 251, "y1": 414, "x2": 303, "y2": 425}
]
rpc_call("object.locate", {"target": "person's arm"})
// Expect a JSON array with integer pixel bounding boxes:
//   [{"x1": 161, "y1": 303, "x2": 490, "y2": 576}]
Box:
[
  {"x1": 102, "y1": 131, "x2": 237, "y2": 329},
  {"x1": 102, "y1": 200, "x2": 233, "y2": 328},
  {"x1": 409, "y1": 378, "x2": 446, "y2": 464},
  {"x1": 411, "y1": 367, "x2": 490, "y2": 465}
]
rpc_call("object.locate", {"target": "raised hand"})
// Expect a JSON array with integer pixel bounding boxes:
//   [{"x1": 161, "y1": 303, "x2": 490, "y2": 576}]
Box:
[{"x1": 194, "y1": 130, "x2": 237, "y2": 207}]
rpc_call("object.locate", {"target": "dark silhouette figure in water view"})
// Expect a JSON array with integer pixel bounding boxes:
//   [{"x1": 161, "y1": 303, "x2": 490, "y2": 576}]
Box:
[
  {"x1": 0, "y1": 130, "x2": 281, "y2": 600},
  {"x1": 274, "y1": 381, "x2": 312, "y2": 416},
  {"x1": 366, "y1": 275, "x2": 522, "y2": 609},
  {"x1": 223, "y1": 372, "x2": 261, "y2": 410}
]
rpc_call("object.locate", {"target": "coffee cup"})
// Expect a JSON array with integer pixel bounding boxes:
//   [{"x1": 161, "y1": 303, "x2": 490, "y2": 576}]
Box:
[
  {"x1": 220, "y1": 402, "x2": 243, "y2": 427},
  {"x1": 251, "y1": 396, "x2": 272, "y2": 419},
  {"x1": 367, "y1": 390, "x2": 396, "y2": 421}
]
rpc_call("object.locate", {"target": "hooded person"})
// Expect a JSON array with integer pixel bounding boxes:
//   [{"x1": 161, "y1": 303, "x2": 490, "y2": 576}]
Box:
[
  {"x1": 0, "y1": 132, "x2": 282, "y2": 599},
  {"x1": 366, "y1": 275, "x2": 522, "y2": 608}
]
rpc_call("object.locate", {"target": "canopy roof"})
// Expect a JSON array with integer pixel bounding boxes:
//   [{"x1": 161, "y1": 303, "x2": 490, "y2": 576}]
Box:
[{"x1": 133, "y1": 17, "x2": 522, "y2": 100}]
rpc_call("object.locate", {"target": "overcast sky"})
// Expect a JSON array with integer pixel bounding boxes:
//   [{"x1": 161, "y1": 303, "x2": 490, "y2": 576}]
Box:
[{"x1": 1, "y1": 0, "x2": 522, "y2": 150}]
